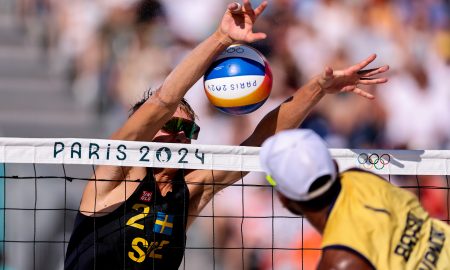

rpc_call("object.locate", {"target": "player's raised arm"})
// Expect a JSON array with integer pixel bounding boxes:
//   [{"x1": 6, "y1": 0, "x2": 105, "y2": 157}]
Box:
[
  {"x1": 241, "y1": 54, "x2": 389, "y2": 147},
  {"x1": 112, "y1": 0, "x2": 268, "y2": 143},
  {"x1": 83, "y1": 1, "x2": 268, "y2": 210},
  {"x1": 185, "y1": 55, "x2": 388, "y2": 226}
]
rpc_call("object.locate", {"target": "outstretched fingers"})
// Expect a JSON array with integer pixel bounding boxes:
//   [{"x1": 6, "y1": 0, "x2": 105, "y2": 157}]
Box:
[
  {"x1": 347, "y1": 54, "x2": 377, "y2": 74},
  {"x1": 353, "y1": 75, "x2": 388, "y2": 99},
  {"x1": 253, "y1": 1, "x2": 268, "y2": 17},
  {"x1": 243, "y1": 0, "x2": 253, "y2": 12},
  {"x1": 247, "y1": 32, "x2": 267, "y2": 42},
  {"x1": 359, "y1": 77, "x2": 388, "y2": 85},
  {"x1": 357, "y1": 65, "x2": 389, "y2": 77},
  {"x1": 243, "y1": 0, "x2": 267, "y2": 42},
  {"x1": 238, "y1": 0, "x2": 267, "y2": 18},
  {"x1": 352, "y1": 87, "x2": 375, "y2": 100}
]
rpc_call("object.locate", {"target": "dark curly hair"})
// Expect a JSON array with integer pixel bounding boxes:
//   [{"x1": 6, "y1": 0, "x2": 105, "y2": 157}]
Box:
[{"x1": 129, "y1": 88, "x2": 198, "y2": 120}]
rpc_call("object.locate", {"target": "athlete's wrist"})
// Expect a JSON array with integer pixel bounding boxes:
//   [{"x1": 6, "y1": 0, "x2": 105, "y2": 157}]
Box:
[{"x1": 213, "y1": 30, "x2": 234, "y2": 47}]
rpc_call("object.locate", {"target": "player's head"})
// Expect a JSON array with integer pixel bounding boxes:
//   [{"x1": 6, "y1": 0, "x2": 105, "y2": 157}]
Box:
[
  {"x1": 130, "y1": 89, "x2": 200, "y2": 143},
  {"x1": 260, "y1": 129, "x2": 339, "y2": 213}
]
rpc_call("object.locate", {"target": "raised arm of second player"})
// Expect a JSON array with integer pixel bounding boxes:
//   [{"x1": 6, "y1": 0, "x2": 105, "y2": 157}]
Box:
[
  {"x1": 185, "y1": 54, "x2": 389, "y2": 227},
  {"x1": 241, "y1": 54, "x2": 389, "y2": 147}
]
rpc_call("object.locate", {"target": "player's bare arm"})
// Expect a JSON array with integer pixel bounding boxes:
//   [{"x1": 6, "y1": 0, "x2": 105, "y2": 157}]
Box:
[
  {"x1": 80, "y1": 1, "x2": 268, "y2": 215},
  {"x1": 186, "y1": 55, "x2": 389, "y2": 225},
  {"x1": 79, "y1": 33, "x2": 234, "y2": 213}
]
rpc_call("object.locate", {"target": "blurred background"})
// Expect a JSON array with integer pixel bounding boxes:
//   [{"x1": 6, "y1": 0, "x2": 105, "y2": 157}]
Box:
[{"x1": 0, "y1": 0, "x2": 449, "y2": 269}]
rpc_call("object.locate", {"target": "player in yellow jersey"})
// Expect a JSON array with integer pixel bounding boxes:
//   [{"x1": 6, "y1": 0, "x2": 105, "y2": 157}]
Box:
[{"x1": 260, "y1": 129, "x2": 450, "y2": 270}]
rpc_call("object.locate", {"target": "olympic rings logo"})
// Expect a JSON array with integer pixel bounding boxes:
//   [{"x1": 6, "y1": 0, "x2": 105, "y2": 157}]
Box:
[
  {"x1": 357, "y1": 153, "x2": 391, "y2": 170},
  {"x1": 223, "y1": 47, "x2": 245, "y2": 54}
]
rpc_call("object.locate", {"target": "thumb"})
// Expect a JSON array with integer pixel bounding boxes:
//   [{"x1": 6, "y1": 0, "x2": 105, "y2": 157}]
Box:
[
  {"x1": 322, "y1": 66, "x2": 333, "y2": 80},
  {"x1": 317, "y1": 67, "x2": 334, "y2": 91}
]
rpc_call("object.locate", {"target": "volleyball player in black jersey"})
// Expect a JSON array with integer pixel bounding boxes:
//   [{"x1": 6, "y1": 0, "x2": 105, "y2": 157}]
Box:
[{"x1": 65, "y1": 1, "x2": 389, "y2": 269}]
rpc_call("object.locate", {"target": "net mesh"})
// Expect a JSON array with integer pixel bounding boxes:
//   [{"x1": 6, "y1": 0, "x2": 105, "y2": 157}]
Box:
[{"x1": 0, "y1": 138, "x2": 449, "y2": 270}]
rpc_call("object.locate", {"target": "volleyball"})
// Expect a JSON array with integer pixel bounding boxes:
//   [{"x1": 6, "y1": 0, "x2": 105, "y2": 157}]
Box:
[{"x1": 203, "y1": 44, "x2": 272, "y2": 115}]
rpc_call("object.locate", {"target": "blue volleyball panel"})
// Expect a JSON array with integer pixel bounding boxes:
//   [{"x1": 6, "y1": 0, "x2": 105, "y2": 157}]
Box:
[
  {"x1": 205, "y1": 57, "x2": 266, "y2": 81},
  {"x1": 215, "y1": 98, "x2": 267, "y2": 115}
]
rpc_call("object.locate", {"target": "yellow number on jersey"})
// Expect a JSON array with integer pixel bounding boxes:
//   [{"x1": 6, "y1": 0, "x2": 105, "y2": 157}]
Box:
[{"x1": 126, "y1": 203, "x2": 150, "y2": 230}]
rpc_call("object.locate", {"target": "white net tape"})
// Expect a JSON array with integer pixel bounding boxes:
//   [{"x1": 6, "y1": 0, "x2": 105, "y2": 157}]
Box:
[{"x1": 1, "y1": 137, "x2": 449, "y2": 175}]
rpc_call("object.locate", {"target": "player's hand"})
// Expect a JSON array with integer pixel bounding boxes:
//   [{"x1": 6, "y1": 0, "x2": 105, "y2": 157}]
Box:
[
  {"x1": 317, "y1": 54, "x2": 389, "y2": 99},
  {"x1": 218, "y1": 0, "x2": 268, "y2": 43}
]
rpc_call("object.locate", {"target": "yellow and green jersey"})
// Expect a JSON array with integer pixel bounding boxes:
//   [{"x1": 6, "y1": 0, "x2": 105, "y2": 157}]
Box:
[{"x1": 322, "y1": 170, "x2": 450, "y2": 270}]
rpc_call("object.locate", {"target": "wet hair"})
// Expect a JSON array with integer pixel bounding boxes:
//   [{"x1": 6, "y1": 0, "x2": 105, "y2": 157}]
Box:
[{"x1": 129, "y1": 88, "x2": 198, "y2": 120}]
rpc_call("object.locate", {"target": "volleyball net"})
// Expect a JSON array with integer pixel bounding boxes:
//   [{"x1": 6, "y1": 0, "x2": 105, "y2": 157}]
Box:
[{"x1": 0, "y1": 137, "x2": 449, "y2": 270}]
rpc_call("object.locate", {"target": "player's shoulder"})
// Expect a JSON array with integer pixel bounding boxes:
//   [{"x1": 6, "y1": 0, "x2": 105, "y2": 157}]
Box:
[
  {"x1": 340, "y1": 168, "x2": 389, "y2": 185},
  {"x1": 342, "y1": 168, "x2": 379, "y2": 177}
]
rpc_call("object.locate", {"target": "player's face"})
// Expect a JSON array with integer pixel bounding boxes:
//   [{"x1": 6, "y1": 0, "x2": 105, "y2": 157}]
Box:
[{"x1": 152, "y1": 108, "x2": 200, "y2": 144}]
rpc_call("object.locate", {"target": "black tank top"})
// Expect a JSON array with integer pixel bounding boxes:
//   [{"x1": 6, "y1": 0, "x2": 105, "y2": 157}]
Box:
[{"x1": 65, "y1": 169, "x2": 189, "y2": 270}]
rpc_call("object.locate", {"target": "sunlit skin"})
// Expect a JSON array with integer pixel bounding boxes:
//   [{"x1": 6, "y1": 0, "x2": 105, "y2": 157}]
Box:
[
  {"x1": 151, "y1": 108, "x2": 194, "y2": 196},
  {"x1": 79, "y1": 0, "x2": 271, "y2": 219},
  {"x1": 75, "y1": 1, "x2": 389, "y2": 268}
]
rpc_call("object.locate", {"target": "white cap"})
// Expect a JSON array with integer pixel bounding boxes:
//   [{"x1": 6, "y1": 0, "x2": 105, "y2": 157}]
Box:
[{"x1": 259, "y1": 129, "x2": 337, "y2": 201}]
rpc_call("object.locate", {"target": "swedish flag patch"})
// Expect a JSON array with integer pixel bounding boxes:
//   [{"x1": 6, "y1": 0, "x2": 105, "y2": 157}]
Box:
[{"x1": 153, "y1": 212, "x2": 174, "y2": 236}]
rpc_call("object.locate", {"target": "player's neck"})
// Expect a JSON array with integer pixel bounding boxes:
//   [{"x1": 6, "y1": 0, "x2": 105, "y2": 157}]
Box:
[
  {"x1": 302, "y1": 207, "x2": 330, "y2": 234},
  {"x1": 300, "y1": 178, "x2": 342, "y2": 233},
  {"x1": 153, "y1": 168, "x2": 178, "y2": 197}
]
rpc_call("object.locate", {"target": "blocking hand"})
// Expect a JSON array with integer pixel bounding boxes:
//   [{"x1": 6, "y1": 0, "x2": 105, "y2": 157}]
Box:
[
  {"x1": 317, "y1": 54, "x2": 389, "y2": 99},
  {"x1": 219, "y1": 0, "x2": 268, "y2": 43}
]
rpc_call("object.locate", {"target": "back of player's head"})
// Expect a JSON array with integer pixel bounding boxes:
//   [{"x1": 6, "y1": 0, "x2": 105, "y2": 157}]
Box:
[{"x1": 259, "y1": 129, "x2": 337, "y2": 201}]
